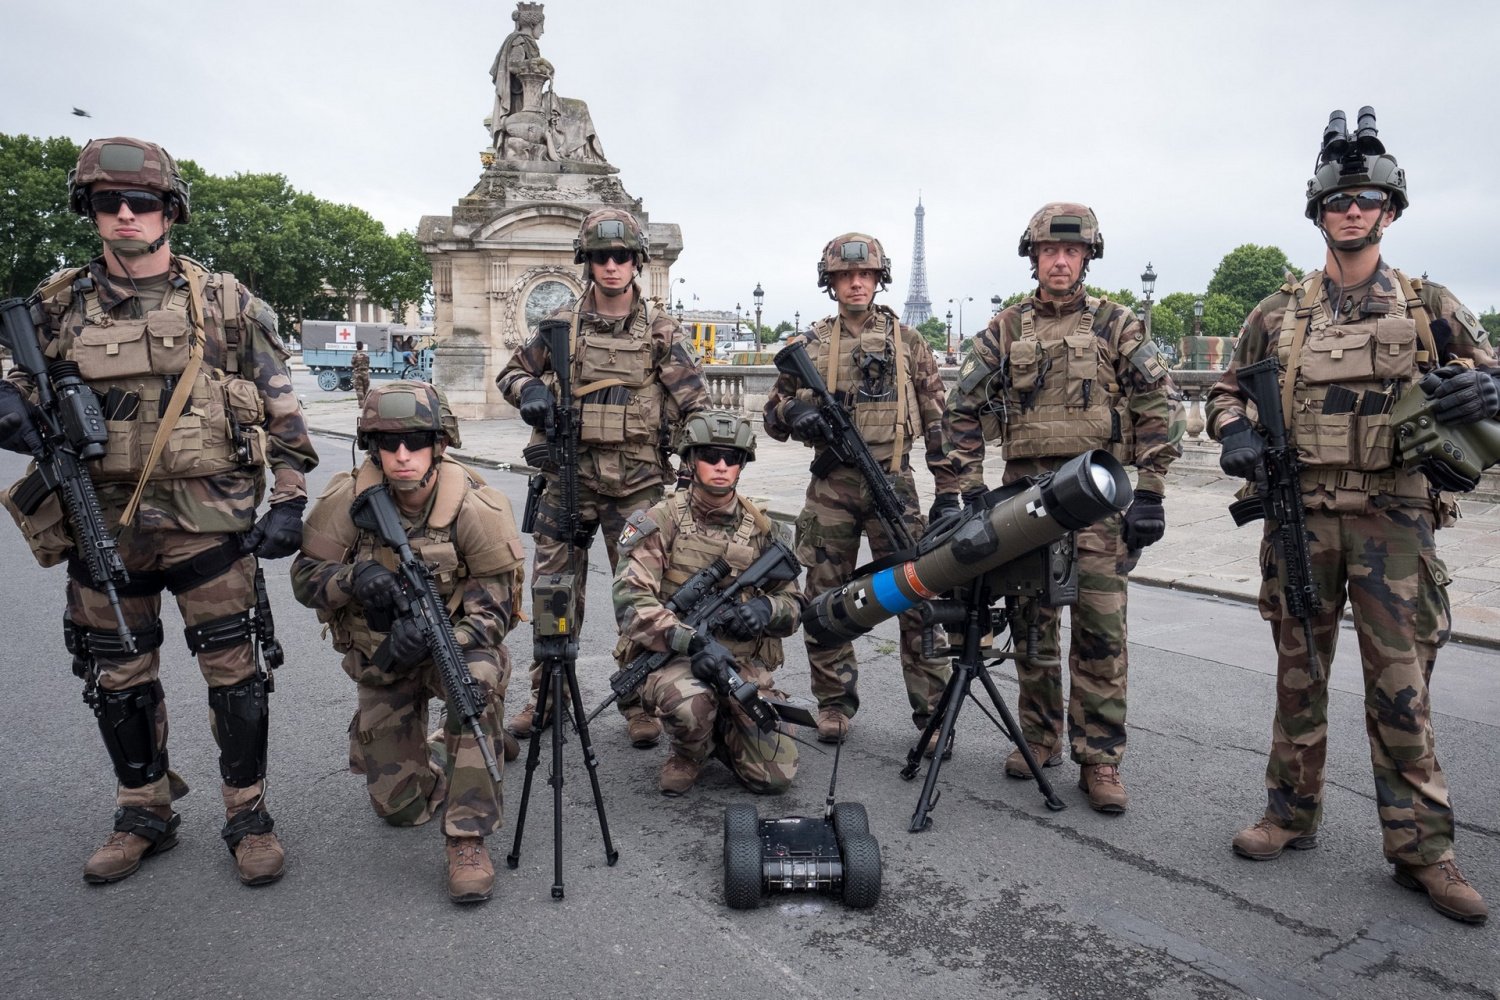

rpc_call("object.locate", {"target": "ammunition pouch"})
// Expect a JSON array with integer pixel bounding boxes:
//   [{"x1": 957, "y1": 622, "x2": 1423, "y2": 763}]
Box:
[
  {"x1": 207, "y1": 675, "x2": 270, "y2": 788},
  {"x1": 96, "y1": 680, "x2": 168, "y2": 788}
]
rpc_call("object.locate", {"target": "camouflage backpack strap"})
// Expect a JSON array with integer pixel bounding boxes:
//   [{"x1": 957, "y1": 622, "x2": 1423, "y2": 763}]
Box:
[
  {"x1": 1393, "y1": 270, "x2": 1440, "y2": 367},
  {"x1": 1018, "y1": 300, "x2": 1036, "y2": 342},
  {"x1": 734, "y1": 494, "x2": 772, "y2": 543},
  {"x1": 1278, "y1": 273, "x2": 1322, "y2": 428},
  {"x1": 825, "y1": 316, "x2": 843, "y2": 398},
  {"x1": 215, "y1": 269, "x2": 244, "y2": 374},
  {"x1": 890, "y1": 309, "x2": 907, "y2": 470},
  {"x1": 31, "y1": 265, "x2": 89, "y2": 308}
]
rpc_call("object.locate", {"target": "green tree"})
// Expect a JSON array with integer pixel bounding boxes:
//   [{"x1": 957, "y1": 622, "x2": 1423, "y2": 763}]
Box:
[
  {"x1": 1479, "y1": 309, "x2": 1500, "y2": 340},
  {"x1": 916, "y1": 315, "x2": 949, "y2": 350},
  {"x1": 0, "y1": 133, "x2": 96, "y2": 299},
  {"x1": 1199, "y1": 292, "x2": 1244, "y2": 338},
  {"x1": 1085, "y1": 285, "x2": 1139, "y2": 309},
  {"x1": 1206, "y1": 244, "x2": 1303, "y2": 316}
]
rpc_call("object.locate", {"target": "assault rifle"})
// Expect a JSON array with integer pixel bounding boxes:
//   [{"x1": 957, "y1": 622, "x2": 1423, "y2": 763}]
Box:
[
  {"x1": 0, "y1": 297, "x2": 134, "y2": 652},
  {"x1": 1227, "y1": 357, "x2": 1324, "y2": 680},
  {"x1": 351, "y1": 483, "x2": 502, "y2": 785},
  {"x1": 585, "y1": 537, "x2": 803, "y2": 730}
]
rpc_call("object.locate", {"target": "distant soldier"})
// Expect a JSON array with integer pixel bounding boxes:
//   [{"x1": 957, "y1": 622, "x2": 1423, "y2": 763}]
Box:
[
  {"x1": 613, "y1": 410, "x2": 802, "y2": 796},
  {"x1": 351, "y1": 341, "x2": 370, "y2": 404},
  {"x1": 290, "y1": 382, "x2": 525, "y2": 903},
  {"x1": 942, "y1": 203, "x2": 1182, "y2": 813},
  {"x1": 496, "y1": 208, "x2": 706, "y2": 748},
  {"x1": 1207, "y1": 109, "x2": 1495, "y2": 924},
  {"x1": 763, "y1": 233, "x2": 953, "y2": 745},
  {"x1": 0, "y1": 137, "x2": 318, "y2": 884}
]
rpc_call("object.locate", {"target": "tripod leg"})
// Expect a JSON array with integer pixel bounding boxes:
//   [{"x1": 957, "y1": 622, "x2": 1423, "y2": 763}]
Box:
[
  {"x1": 507, "y1": 659, "x2": 552, "y2": 868},
  {"x1": 901, "y1": 671, "x2": 956, "y2": 780},
  {"x1": 974, "y1": 664, "x2": 1066, "y2": 812},
  {"x1": 550, "y1": 658, "x2": 565, "y2": 899},
  {"x1": 908, "y1": 665, "x2": 972, "y2": 833},
  {"x1": 565, "y1": 655, "x2": 618, "y2": 865}
]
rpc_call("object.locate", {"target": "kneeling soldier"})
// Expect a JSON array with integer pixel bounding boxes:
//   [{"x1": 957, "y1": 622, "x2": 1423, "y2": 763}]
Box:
[
  {"x1": 613, "y1": 410, "x2": 802, "y2": 796},
  {"x1": 291, "y1": 382, "x2": 526, "y2": 903}
]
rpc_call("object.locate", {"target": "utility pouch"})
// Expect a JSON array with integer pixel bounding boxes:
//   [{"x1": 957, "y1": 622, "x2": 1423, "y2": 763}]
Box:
[{"x1": 1007, "y1": 342, "x2": 1042, "y2": 394}]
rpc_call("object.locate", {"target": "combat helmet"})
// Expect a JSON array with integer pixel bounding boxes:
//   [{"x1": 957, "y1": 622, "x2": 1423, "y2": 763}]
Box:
[
  {"x1": 68, "y1": 137, "x2": 192, "y2": 223},
  {"x1": 573, "y1": 208, "x2": 650, "y2": 267},
  {"x1": 1305, "y1": 106, "x2": 1407, "y2": 251},
  {"x1": 1017, "y1": 203, "x2": 1105, "y2": 260},
  {"x1": 356, "y1": 380, "x2": 462, "y2": 451},
  {"x1": 676, "y1": 408, "x2": 756, "y2": 464},
  {"x1": 817, "y1": 233, "x2": 892, "y2": 289}
]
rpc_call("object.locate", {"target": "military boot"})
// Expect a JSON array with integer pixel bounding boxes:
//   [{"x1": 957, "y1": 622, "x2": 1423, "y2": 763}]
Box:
[
  {"x1": 1078, "y1": 763, "x2": 1128, "y2": 814},
  {"x1": 1231, "y1": 818, "x2": 1318, "y2": 861},
  {"x1": 507, "y1": 702, "x2": 536, "y2": 738},
  {"x1": 816, "y1": 707, "x2": 850, "y2": 744},
  {"x1": 1393, "y1": 859, "x2": 1489, "y2": 924},
  {"x1": 499, "y1": 729, "x2": 520, "y2": 763},
  {"x1": 1005, "y1": 742, "x2": 1063, "y2": 779},
  {"x1": 446, "y1": 836, "x2": 494, "y2": 903},
  {"x1": 223, "y1": 808, "x2": 285, "y2": 886},
  {"x1": 627, "y1": 712, "x2": 663, "y2": 749},
  {"x1": 83, "y1": 806, "x2": 180, "y2": 884},
  {"x1": 659, "y1": 754, "x2": 701, "y2": 797}
]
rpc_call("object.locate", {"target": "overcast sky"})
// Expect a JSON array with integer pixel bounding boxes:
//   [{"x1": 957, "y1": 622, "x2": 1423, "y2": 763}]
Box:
[{"x1": 5, "y1": 0, "x2": 1500, "y2": 329}]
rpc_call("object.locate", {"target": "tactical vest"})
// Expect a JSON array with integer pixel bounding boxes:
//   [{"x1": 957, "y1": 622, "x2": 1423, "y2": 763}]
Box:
[
  {"x1": 999, "y1": 296, "x2": 1126, "y2": 462},
  {"x1": 570, "y1": 301, "x2": 666, "y2": 465},
  {"x1": 1273, "y1": 269, "x2": 1432, "y2": 501},
  {"x1": 657, "y1": 492, "x2": 785, "y2": 674},
  {"x1": 804, "y1": 307, "x2": 918, "y2": 469},
  {"x1": 40, "y1": 259, "x2": 267, "y2": 485}
]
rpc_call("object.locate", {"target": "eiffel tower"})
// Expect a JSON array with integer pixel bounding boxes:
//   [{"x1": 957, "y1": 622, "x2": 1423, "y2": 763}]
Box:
[{"x1": 902, "y1": 195, "x2": 932, "y2": 327}]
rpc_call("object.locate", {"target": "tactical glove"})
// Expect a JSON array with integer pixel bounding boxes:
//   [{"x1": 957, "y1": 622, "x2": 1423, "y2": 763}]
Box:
[
  {"x1": 687, "y1": 632, "x2": 739, "y2": 688},
  {"x1": 928, "y1": 492, "x2": 960, "y2": 524},
  {"x1": 0, "y1": 383, "x2": 43, "y2": 455},
  {"x1": 785, "y1": 400, "x2": 827, "y2": 443},
  {"x1": 1414, "y1": 457, "x2": 1480, "y2": 494},
  {"x1": 1122, "y1": 490, "x2": 1165, "y2": 551},
  {"x1": 1218, "y1": 418, "x2": 1267, "y2": 478},
  {"x1": 961, "y1": 488, "x2": 988, "y2": 510},
  {"x1": 386, "y1": 614, "x2": 429, "y2": 670},
  {"x1": 351, "y1": 560, "x2": 404, "y2": 612},
  {"x1": 1427, "y1": 366, "x2": 1500, "y2": 425},
  {"x1": 714, "y1": 596, "x2": 774, "y2": 641},
  {"x1": 242, "y1": 497, "x2": 306, "y2": 560},
  {"x1": 518, "y1": 379, "x2": 555, "y2": 429}
]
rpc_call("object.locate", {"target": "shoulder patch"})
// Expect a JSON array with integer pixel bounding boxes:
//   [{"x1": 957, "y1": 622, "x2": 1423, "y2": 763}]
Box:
[
  {"x1": 618, "y1": 509, "x2": 660, "y2": 551},
  {"x1": 246, "y1": 296, "x2": 286, "y2": 351},
  {"x1": 956, "y1": 352, "x2": 993, "y2": 394},
  {"x1": 1126, "y1": 339, "x2": 1168, "y2": 381},
  {"x1": 1453, "y1": 305, "x2": 1489, "y2": 346}
]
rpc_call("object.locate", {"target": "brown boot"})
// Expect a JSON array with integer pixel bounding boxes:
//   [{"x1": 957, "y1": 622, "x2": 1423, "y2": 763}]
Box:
[
  {"x1": 507, "y1": 702, "x2": 536, "y2": 738},
  {"x1": 627, "y1": 713, "x2": 663, "y2": 749},
  {"x1": 499, "y1": 729, "x2": 520, "y2": 763},
  {"x1": 83, "y1": 806, "x2": 180, "y2": 884},
  {"x1": 658, "y1": 754, "x2": 701, "y2": 797},
  {"x1": 224, "y1": 808, "x2": 285, "y2": 886},
  {"x1": 1393, "y1": 859, "x2": 1489, "y2": 924},
  {"x1": 1231, "y1": 818, "x2": 1318, "y2": 861},
  {"x1": 1077, "y1": 763, "x2": 1128, "y2": 814},
  {"x1": 816, "y1": 707, "x2": 850, "y2": 744},
  {"x1": 446, "y1": 836, "x2": 494, "y2": 903},
  {"x1": 1004, "y1": 742, "x2": 1063, "y2": 779}
]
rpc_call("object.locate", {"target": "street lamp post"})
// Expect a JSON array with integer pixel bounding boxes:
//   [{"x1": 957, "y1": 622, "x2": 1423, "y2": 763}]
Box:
[
  {"x1": 753, "y1": 282, "x2": 764, "y2": 344},
  {"x1": 794, "y1": 311, "x2": 800, "y2": 334},
  {"x1": 991, "y1": 294, "x2": 1003, "y2": 317},
  {"x1": 1193, "y1": 296, "x2": 1204, "y2": 336},
  {"x1": 735, "y1": 303, "x2": 742, "y2": 337},
  {"x1": 948, "y1": 295, "x2": 974, "y2": 340},
  {"x1": 674, "y1": 298, "x2": 684, "y2": 320},
  {"x1": 1140, "y1": 262, "x2": 1157, "y2": 338},
  {"x1": 945, "y1": 310, "x2": 953, "y2": 353}
]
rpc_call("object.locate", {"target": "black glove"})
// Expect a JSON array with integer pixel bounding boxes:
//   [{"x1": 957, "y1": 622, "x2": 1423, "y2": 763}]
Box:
[
  {"x1": 785, "y1": 400, "x2": 827, "y2": 443},
  {"x1": 1218, "y1": 418, "x2": 1267, "y2": 478},
  {"x1": 1427, "y1": 366, "x2": 1500, "y2": 425},
  {"x1": 1414, "y1": 457, "x2": 1480, "y2": 494},
  {"x1": 687, "y1": 632, "x2": 738, "y2": 687},
  {"x1": 961, "y1": 488, "x2": 988, "y2": 510},
  {"x1": 518, "y1": 379, "x2": 555, "y2": 429},
  {"x1": 351, "y1": 560, "x2": 404, "y2": 613},
  {"x1": 386, "y1": 614, "x2": 428, "y2": 670},
  {"x1": 1122, "y1": 490, "x2": 1165, "y2": 551},
  {"x1": 241, "y1": 497, "x2": 306, "y2": 559},
  {"x1": 714, "y1": 596, "x2": 774, "y2": 642},
  {"x1": 0, "y1": 382, "x2": 43, "y2": 455},
  {"x1": 928, "y1": 493, "x2": 960, "y2": 524}
]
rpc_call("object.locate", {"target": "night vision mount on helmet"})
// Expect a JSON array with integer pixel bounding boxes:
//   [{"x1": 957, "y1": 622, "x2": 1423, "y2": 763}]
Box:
[
  {"x1": 1306, "y1": 106, "x2": 1408, "y2": 251},
  {"x1": 816, "y1": 233, "x2": 892, "y2": 290}
]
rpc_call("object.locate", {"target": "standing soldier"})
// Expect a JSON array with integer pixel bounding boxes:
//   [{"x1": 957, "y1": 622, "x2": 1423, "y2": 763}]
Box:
[
  {"x1": 0, "y1": 137, "x2": 318, "y2": 884},
  {"x1": 614, "y1": 410, "x2": 802, "y2": 796},
  {"x1": 291, "y1": 382, "x2": 525, "y2": 903},
  {"x1": 943, "y1": 204, "x2": 1181, "y2": 813},
  {"x1": 351, "y1": 341, "x2": 371, "y2": 405},
  {"x1": 1207, "y1": 109, "x2": 1494, "y2": 924},
  {"x1": 497, "y1": 208, "x2": 706, "y2": 748},
  {"x1": 763, "y1": 233, "x2": 954, "y2": 745}
]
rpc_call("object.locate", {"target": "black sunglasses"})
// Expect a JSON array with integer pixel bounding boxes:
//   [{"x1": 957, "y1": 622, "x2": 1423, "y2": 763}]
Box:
[
  {"x1": 372, "y1": 430, "x2": 437, "y2": 453},
  {"x1": 696, "y1": 446, "x2": 745, "y2": 468},
  {"x1": 89, "y1": 189, "x2": 166, "y2": 216},
  {"x1": 1321, "y1": 189, "x2": 1388, "y2": 214},
  {"x1": 587, "y1": 248, "x2": 634, "y2": 266}
]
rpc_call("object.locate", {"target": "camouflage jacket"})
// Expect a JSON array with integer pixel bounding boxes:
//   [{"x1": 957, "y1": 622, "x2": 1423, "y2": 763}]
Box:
[
  {"x1": 351, "y1": 350, "x2": 370, "y2": 375},
  {"x1": 944, "y1": 288, "x2": 1181, "y2": 495},
  {"x1": 613, "y1": 488, "x2": 802, "y2": 658},
  {"x1": 9, "y1": 255, "x2": 316, "y2": 533},
  {"x1": 763, "y1": 307, "x2": 957, "y2": 492},
  {"x1": 495, "y1": 287, "x2": 707, "y2": 496}
]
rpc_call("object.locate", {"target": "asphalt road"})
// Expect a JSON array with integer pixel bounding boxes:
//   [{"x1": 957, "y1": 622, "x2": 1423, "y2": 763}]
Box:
[{"x1": 1, "y1": 439, "x2": 1496, "y2": 1000}]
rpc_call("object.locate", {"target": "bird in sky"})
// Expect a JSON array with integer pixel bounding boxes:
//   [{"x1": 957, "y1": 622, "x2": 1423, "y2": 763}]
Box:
[{"x1": 71, "y1": 108, "x2": 91, "y2": 117}]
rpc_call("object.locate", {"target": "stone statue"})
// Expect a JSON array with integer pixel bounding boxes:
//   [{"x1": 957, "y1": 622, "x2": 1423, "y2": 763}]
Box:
[{"x1": 488, "y1": 2, "x2": 610, "y2": 166}]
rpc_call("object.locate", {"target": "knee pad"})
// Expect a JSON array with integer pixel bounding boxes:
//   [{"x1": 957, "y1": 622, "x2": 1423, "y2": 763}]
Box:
[
  {"x1": 207, "y1": 675, "x2": 269, "y2": 788},
  {"x1": 96, "y1": 681, "x2": 168, "y2": 788}
]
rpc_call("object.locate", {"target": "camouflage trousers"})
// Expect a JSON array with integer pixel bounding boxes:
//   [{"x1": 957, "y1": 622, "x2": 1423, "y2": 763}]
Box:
[
  {"x1": 795, "y1": 463, "x2": 950, "y2": 723},
  {"x1": 1014, "y1": 514, "x2": 1138, "y2": 766},
  {"x1": 352, "y1": 373, "x2": 370, "y2": 405},
  {"x1": 528, "y1": 481, "x2": 663, "y2": 719},
  {"x1": 1255, "y1": 505, "x2": 1454, "y2": 865},
  {"x1": 346, "y1": 646, "x2": 510, "y2": 838},
  {"x1": 67, "y1": 527, "x2": 265, "y2": 816},
  {"x1": 641, "y1": 658, "x2": 798, "y2": 794}
]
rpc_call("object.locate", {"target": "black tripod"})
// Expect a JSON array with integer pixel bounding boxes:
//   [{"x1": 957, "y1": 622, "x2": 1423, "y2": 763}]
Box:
[
  {"x1": 506, "y1": 635, "x2": 618, "y2": 898},
  {"x1": 901, "y1": 577, "x2": 1067, "y2": 832}
]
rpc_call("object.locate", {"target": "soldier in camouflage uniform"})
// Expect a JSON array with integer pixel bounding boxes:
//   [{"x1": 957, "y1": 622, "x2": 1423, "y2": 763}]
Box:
[
  {"x1": 497, "y1": 208, "x2": 706, "y2": 748},
  {"x1": 613, "y1": 410, "x2": 802, "y2": 795},
  {"x1": 351, "y1": 342, "x2": 371, "y2": 404},
  {"x1": 1208, "y1": 111, "x2": 1495, "y2": 924},
  {"x1": 0, "y1": 138, "x2": 318, "y2": 885},
  {"x1": 763, "y1": 233, "x2": 954, "y2": 745},
  {"x1": 943, "y1": 204, "x2": 1182, "y2": 813},
  {"x1": 290, "y1": 382, "x2": 526, "y2": 903}
]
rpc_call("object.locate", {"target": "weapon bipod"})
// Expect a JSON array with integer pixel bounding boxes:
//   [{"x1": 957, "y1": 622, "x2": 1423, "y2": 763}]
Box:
[
  {"x1": 506, "y1": 644, "x2": 618, "y2": 897},
  {"x1": 901, "y1": 578, "x2": 1067, "y2": 831}
]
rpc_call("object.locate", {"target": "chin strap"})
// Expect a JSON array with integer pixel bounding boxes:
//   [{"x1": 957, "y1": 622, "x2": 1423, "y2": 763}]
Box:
[
  {"x1": 105, "y1": 232, "x2": 170, "y2": 258},
  {"x1": 372, "y1": 444, "x2": 445, "y2": 492},
  {"x1": 1319, "y1": 212, "x2": 1384, "y2": 253}
]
